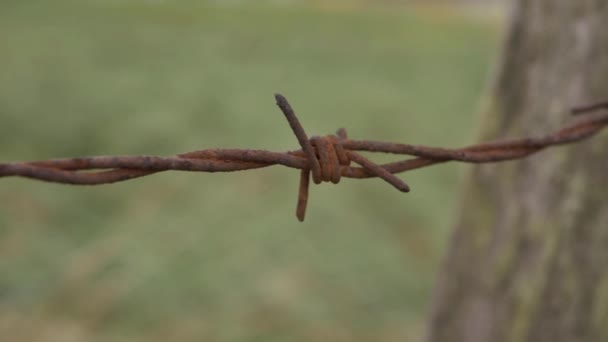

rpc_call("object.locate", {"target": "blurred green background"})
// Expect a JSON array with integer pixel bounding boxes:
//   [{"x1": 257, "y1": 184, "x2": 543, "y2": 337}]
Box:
[{"x1": 0, "y1": 1, "x2": 502, "y2": 341}]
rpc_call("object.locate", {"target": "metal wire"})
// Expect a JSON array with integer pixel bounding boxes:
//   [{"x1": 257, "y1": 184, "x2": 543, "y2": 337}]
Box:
[{"x1": 1, "y1": 95, "x2": 607, "y2": 221}]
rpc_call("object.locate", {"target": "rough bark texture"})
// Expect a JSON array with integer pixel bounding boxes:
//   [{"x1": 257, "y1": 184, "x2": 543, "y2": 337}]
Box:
[{"x1": 426, "y1": 1, "x2": 608, "y2": 342}]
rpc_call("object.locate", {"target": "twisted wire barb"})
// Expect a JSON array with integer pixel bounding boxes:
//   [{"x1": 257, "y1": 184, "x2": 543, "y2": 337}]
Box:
[{"x1": 1, "y1": 95, "x2": 607, "y2": 221}]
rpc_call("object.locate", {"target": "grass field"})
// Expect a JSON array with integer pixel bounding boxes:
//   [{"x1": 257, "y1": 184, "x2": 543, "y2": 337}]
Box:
[{"x1": 0, "y1": 1, "x2": 501, "y2": 341}]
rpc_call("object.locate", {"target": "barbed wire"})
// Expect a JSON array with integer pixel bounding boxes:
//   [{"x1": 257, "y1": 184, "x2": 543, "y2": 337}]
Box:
[{"x1": 1, "y1": 95, "x2": 607, "y2": 221}]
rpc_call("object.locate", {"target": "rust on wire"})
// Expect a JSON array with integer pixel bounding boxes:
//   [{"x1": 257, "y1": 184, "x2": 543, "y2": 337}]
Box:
[{"x1": 1, "y1": 96, "x2": 607, "y2": 221}]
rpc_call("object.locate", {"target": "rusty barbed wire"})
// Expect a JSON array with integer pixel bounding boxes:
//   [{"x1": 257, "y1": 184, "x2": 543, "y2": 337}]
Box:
[{"x1": 1, "y1": 95, "x2": 607, "y2": 221}]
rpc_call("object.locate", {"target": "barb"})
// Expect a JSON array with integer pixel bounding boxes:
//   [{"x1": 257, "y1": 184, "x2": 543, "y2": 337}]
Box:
[
  {"x1": 572, "y1": 100, "x2": 608, "y2": 115},
  {"x1": 1, "y1": 95, "x2": 607, "y2": 221}
]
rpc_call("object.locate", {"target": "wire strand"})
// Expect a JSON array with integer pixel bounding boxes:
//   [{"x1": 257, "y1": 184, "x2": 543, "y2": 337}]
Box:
[{"x1": 1, "y1": 95, "x2": 607, "y2": 221}]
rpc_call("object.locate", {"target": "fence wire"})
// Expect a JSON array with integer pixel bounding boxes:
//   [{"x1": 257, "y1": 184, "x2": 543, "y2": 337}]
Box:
[{"x1": 1, "y1": 95, "x2": 607, "y2": 221}]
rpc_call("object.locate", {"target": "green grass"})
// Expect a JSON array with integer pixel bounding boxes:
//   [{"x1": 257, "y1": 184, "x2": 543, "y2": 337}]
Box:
[{"x1": 0, "y1": 2, "x2": 500, "y2": 341}]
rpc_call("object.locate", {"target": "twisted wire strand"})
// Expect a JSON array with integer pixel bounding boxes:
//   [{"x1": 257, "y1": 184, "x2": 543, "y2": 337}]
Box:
[{"x1": 1, "y1": 95, "x2": 607, "y2": 221}]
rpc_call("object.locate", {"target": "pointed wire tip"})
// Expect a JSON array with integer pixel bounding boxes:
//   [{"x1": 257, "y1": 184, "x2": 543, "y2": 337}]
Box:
[
  {"x1": 394, "y1": 180, "x2": 410, "y2": 193},
  {"x1": 275, "y1": 93, "x2": 287, "y2": 104},
  {"x1": 296, "y1": 169, "x2": 310, "y2": 223},
  {"x1": 275, "y1": 93, "x2": 294, "y2": 117}
]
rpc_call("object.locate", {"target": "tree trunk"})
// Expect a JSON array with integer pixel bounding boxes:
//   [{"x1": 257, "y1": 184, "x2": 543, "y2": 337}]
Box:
[{"x1": 426, "y1": 1, "x2": 608, "y2": 342}]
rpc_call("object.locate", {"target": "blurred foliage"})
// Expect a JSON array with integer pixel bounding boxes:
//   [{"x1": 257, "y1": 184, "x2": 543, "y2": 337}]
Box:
[{"x1": 0, "y1": 1, "x2": 500, "y2": 341}]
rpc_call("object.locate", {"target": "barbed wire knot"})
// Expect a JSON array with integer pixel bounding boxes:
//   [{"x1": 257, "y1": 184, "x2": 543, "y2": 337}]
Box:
[{"x1": 275, "y1": 94, "x2": 410, "y2": 221}]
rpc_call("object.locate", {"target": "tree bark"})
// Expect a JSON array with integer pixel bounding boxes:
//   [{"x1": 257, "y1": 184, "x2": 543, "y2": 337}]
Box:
[{"x1": 426, "y1": 1, "x2": 608, "y2": 342}]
